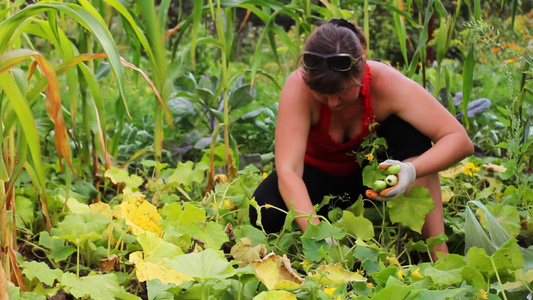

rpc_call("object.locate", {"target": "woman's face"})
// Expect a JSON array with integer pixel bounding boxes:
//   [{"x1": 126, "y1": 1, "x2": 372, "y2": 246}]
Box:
[{"x1": 311, "y1": 81, "x2": 362, "y2": 111}]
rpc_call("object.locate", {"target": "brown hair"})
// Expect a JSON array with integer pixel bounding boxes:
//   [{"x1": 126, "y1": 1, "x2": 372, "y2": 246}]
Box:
[{"x1": 302, "y1": 19, "x2": 367, "y2": 94}]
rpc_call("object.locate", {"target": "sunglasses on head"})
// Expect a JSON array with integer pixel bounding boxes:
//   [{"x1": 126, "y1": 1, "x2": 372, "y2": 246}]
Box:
[{"x1": 303, "y1": 51, "x2": 362, "y2": 72}]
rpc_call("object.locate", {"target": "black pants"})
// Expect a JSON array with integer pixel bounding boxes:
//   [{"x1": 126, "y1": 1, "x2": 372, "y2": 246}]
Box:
[{"x1": 250, "y1": 115, "x2": 432, "y2": 233}]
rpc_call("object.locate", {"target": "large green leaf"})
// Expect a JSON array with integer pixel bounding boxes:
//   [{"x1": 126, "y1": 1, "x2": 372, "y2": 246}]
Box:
[
  {"x1": 56, "y1": 213, "x2": 110, "y2": 244},
  {"x1": 387, "y1": 186, "x2": 434, "y2": 233},
  {"x1": 168, "y1": 161, "x2": 208, "y2": 187},
  {"x1": 61, "y1": 273, "x2": 120, "y2": 300},
  {"x1": 334, "y1": 211, "x2": 374, "y2": 241},
  {"x1": 137, "y1": 231, "x2": 184, "y2": 259},
  {"x1": 20, "y1": 261, "x2": 63, "y2": 286},
  {"x1": 423, "y1": 266, "x2": 463, "y2": 287},
  {"x1": 164, "y1": 248, "x2": 236, "y2": 281}
]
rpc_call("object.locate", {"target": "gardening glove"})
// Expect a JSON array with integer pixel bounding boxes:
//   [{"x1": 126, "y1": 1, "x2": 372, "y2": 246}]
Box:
[{"x1": 368, "y1": 159, "x2": 417, "y2": 201}]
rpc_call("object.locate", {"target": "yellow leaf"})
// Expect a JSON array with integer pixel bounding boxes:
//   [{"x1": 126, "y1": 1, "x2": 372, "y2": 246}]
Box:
[
  {"x1": 253, "y1": 290, "x2": 297, "y2": 300},
  {"x1": 90, "y1": 202, "x2": 113, "y2": 220},
  {"x1": 387, "y1": 256, "x2": 401, "y2": 268},
  {"x1": 119, "y1": 197, "x2": 162, "y2": 236},
  {"x1": 482, "y1": 163, "x2": 507, "y2": 173},
  {"x1": 230, "y1": 238, "x2": 267, "y2": 267},
  {"x1": 439, "y1": 164, "x2": 464, "y2": 178},
  {"x1": 310, "y1": 263, "x2": 367, "y2": 285},
  {"x1": 441, "y1": 187, "x2": 455, "y2": 203},
  {"x1": 129, "y1": 252, "x2": 193, "y2": 285},
  {"x1": 251, "y1": 252, "x2": 304, "y2": 290}
]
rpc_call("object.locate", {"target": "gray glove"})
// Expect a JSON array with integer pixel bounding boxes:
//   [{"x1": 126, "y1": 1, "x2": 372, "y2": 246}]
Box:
[{"x1": 376, "y1": 159, "x2": 416, "y2": 201}]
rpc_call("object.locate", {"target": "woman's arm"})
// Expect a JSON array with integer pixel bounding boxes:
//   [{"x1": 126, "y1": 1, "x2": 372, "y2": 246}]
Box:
[
  {"x1": 370, "y1": 61, "x2": 474, "y2": 176},
  {"x1": 275, "y1": 70, "x2": 320, "y2": 232}
]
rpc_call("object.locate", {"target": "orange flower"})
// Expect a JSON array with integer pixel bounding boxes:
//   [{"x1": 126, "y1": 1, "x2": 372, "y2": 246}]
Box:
[
  {"x1": 508, "y1": 43, "x2": 514, "y2": 48},
  {"x1": 501, "y1": 36, "x2": 505, "y2": 40},
  {"x1": 525, "y1": 34, "x2": 530, "y2": 38},
  {"x1": 492, "y1": 47, "x2": 499, "y2": 52},
  {"x1": 514, "y1": 57, "x2": 519, "y2": 61}
]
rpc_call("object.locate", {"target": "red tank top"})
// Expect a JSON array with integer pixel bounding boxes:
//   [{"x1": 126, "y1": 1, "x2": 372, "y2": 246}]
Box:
[{"x1": 304, "y1": 64, "x2": 376, "y2": 176}]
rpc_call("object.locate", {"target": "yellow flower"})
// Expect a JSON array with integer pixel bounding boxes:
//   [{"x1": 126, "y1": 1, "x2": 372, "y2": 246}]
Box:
[
  {"x1": 464, "y1": 162, "x2": 481, "y2": 177},
  {"x1": 397, "y1": 269, "x2": 404, "y2": 279},
  {"x1": 223, "y1": 200, "x2": 237, "y2": 210},
  {"x1": 323, "y1": 287, "x2": 336, "y2": 297},
  {"x1": 264, "y1": 204, "x2": 274, "y2": 209},
  {"x1": 336, "y1": 296, "x2": 342, "y2": 300},
  {"x1": 366, "y1": 282, "x2": 374, "y2": 289},
  {"x1": 365, "y1": 153, "x2": 374, "y2": 162},
  {"x1": 411, "y1": 267, "x2": 423, "y2": 278},
  {"x1": 302, "y1": 260, "x2": 310, "y2": 266},
  {"x1": 262, "y1": 172, "x2": 268, "y2": 179},
  {"x1": 477, "y1": 289, "x2": 488, "y2": 299}
]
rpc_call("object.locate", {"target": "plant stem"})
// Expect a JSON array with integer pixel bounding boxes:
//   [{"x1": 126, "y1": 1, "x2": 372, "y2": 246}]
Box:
[
  {"x1": 76, "y1": 239, "x2": 80, "y2": 278},
  {"x1": 490, "y1": 256, "x2": 508, "y2": 300}
]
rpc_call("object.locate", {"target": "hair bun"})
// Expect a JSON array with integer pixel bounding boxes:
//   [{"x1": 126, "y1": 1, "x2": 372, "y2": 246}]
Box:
[{"x1": 328, "y1": 18, "x2": 358, "y2": 35}]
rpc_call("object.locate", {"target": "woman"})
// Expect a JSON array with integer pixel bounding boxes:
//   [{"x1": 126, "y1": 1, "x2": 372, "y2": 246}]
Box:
[{"x1": 250, "y1": 19, "x2": 474, "y2": 260}]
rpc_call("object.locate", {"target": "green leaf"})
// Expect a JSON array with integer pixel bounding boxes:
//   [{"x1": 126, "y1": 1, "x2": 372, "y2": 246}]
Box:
[
  {"x1": 362, "y1": 164, "x2": 386, "y2": 188},
  {"x1": 186, "y1": 222, "x2": 229, "y2": 250},
  {"x1": 423, "y1": 266, "x2": 463, "y2": 287},
  {"x1": 482, "y1": 204, "x2": 521, "y2": 238},
  {"x1": 104, "y1": 166, "x2": 142, "y2": 189},
  {"x1": 492, "y1": 239, "x2": 524, "y2": 272},
  {"x1": 161, "y1": 202, "x2": 206, "y2": 225},
  {"x1": 302, "y1": 222, "x2": 346, "y2": 241},
  {"x1": 300, "y1": 222, "x2": 346, "y2": 262},
  {"x1": 334, "y1": 211, "x2": 374, "y2": 240},
  {"x1": 137, "y1": 231, "x2": 184, "y2": 260},
  {"x1": 20, "y1": 261, "x2": 63, "y2": 286},
  {"x1": 168, "y1": 161, "x2": 207, "y2": 187},
  {"x1": 48, "y1": 246, "x2": 76, "y2": 262},
  {"x1": 371, "y1": 267, "x2": 397, "y2": 286},
  {"x1": 234, "y1": 225, "x2": 267, "y2": 246},
  {"x1": 462, "y1": 42, "x2": 476, "y2": 128},
  {"x1": 372, "y1": 284, "x2": 411, "y2": 300},
  {"x1": 387, "y1": 186, "x2": 434, "y2": 233},
  {"x1": 39, "y1": 230, "x2": 64, "y2": 252},
  {"x1": 466, "y1": 247, "x2": 493, "y2": 275},
  {"x1": 104, "y1": 166, "x2": 130, "y2": 184},
  {"x1": 406, "y1": 287, "x2": 469, "y2": 300},
  {"x1": 15, "y1": 196, "x2": 35, "y2": 229},
  {"x1": 61, "y1": 273, "x2": 120, "y2": 300},
  {"x1": 461, "y1": 266, "x2": 486, "y2": 290},
  {"x1": 406, "y1": 240, "x2": 427, "y2": 252},
  {"x1": 57, "y1": 213, "x2": 110, "y2": 244},
  {"x1": 426, "y1": 233, "x2": 448, "y2": 252},
  {"x1": 164, "y1": 248, "x2": 236, "y2": 281}
]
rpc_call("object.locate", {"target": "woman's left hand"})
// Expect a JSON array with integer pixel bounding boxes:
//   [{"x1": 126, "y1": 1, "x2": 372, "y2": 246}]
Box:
[{"x1": 366, "y1": 159, "x2": 416, "y2": 201}]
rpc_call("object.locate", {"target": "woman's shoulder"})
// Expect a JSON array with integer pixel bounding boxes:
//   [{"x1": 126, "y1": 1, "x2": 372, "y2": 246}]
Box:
[
  {"x1": 367, "y1": 60, "x2": 405, "y2": 85},
  {"x1": 285, "y1": 68, "x2": 307, "y2": 85},
  {"x1": 282, "y1": 68, "x2": 314, "y2": 96}
]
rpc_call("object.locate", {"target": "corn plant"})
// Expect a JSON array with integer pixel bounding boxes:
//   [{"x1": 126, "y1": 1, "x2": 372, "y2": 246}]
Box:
[{"x1": 0, "y1": 0, "x2": 161, "y2": 283}]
